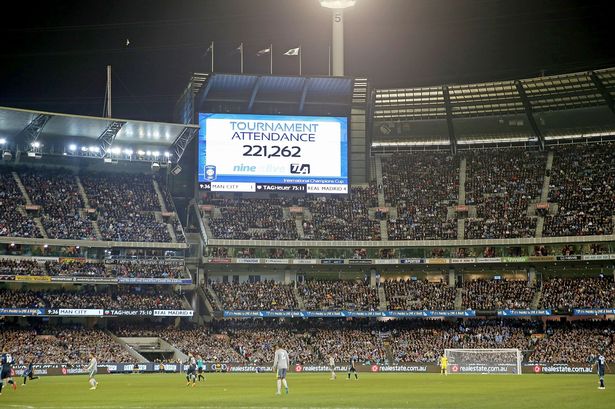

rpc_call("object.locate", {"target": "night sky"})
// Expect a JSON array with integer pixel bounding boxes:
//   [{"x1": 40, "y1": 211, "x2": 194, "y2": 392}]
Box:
[{"x1": 1, "y1": 0, "x2": 613, "y2": 123}]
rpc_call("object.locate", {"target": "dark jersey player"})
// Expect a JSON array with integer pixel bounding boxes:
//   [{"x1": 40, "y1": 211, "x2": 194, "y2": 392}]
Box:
[
  {"x1": 185, "y1": 354, "x2": 197, "y2": 387},
  {"x1": 0, "y1": 353, "x2": 17, "y2": 395},
  {"x1": 595, "y1": 355, "x2": 609, "y2": 390},
  {"x1": 22, "y1": 361, "x2": 39, "y2": 386},
  {"x1": 347, "y1": 355, "x2": 358, "y2": 380}
]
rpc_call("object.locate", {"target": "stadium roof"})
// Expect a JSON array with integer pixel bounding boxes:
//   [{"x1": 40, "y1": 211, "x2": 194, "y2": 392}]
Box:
[
  {"x1": 0, "y1": 106, "x2": 198, "y2": 161},
  {"x1": 372, "y1": 67, "x2": 615, "y2": 150},
  {"x1": 191, "y1": 73, "x2": 355, "y2": 117}
]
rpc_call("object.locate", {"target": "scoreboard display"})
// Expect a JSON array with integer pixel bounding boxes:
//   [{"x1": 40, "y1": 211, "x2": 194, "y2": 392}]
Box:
[{"x1": 197, "y1": 113, "x2": 348, "y2": 194}]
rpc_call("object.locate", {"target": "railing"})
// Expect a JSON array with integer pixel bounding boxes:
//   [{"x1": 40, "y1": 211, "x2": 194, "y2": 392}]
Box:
[
  {"x1": 0, "y1": 236, "x2": 188, "y2": 249},
  {"x1": 206, "y1": 234, "x2": 615, "y2": 248}
]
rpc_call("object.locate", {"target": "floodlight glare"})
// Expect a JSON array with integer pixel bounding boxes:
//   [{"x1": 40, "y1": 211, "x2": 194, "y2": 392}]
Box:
[
  {"x1": 68, "y1": 144, "x2": 77, "y2": 151},
  {"x1": 137, "y1": 150, "x2": 145, "y2": 156},
  {"x1": 81, "y1": 146, "x2": 89, "y2": 152},
  {"x1": 0, "y1": 138, "x2": 6, "y2": 144},
  {"x1": 124, "y1": 149, "x2": 133, "y2": 155},
  {"x1": 146, "y1": 150, "x2": 152, "y2": 156},
  {"x1": 90, "y1": 146, "x2": 100, "y2": 153},
  {"x1": 152, "y1": 151, "x2": 160, "y2": 157},
  {"x1": 31, "y1": 141, "x2": 41, "y2": 148},
  {"x1": 164, "y1": 152, "x2": 171, "y2": 158},
  {"x1": 110, "y1": 147, "x2": 121, "y2": 155},
  {"x1": 319, "y1": 0, "x2": 356, "y2": 9}
]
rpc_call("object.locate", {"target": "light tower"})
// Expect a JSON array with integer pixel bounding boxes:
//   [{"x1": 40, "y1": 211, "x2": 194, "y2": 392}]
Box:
[{"x1": 320, "y1": 0, "x2": 356, "y2": 77}]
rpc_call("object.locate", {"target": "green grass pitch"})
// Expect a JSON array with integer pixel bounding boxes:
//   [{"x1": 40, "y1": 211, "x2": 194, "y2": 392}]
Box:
[{"x1": 1, "y1": 373, "x2": 612, "y2": 408}]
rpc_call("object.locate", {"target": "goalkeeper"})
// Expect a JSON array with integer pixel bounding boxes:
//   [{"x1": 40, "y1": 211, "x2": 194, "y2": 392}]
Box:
[{"x1": 439, "y1": 354, "x2": 448, "y2": 376}]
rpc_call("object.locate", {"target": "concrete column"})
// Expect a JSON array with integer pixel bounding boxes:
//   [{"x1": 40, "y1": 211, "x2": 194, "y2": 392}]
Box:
[
  {"x1": 528, "y1": 267, "x2": 536, "y2": 287},
  {"x1": 448, "y1": 268, "x2": 456, "y2": 288},
  {"x1": 284, "y1": 270, "x2": 296, "y2": 284},
  {"x1": 370, "y1": 268, "x2": 378, "y2": 288}
]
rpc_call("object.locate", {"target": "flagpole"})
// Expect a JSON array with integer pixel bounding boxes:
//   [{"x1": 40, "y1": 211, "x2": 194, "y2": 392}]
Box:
[
  {"x1": 211, "y1": 41, "x2": 215, "y2": 72},
  {"x1": 299, "y1": 46, "x2": 302, "y2": 76},
  {"x1": 328, "y1": 44, "x2": 331, "y2": 76},
  {"x1": 240, "y1": 42, "x2": 244, "y2": 74},
  {"x1": 270, "y1": 43, "x2": 273, "y2": 75}
]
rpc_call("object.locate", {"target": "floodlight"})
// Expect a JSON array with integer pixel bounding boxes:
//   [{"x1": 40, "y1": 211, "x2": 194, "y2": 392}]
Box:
[
  {"x1": 81, "y1": 146, "x2": 89, "y2": 152},
  {"x1": 137, "y1": 150, "x2": 146, "y2": 156},
  {"x1": 68, "y1": 144, "x2": 77, "y2": 151},
  {"x1": 152, "y1": 151, "x2": 160, "y2": 157},
  {"x1": 0, "y1": 138, "x2": 6, "y2": 144},
  {"x1": 90, "y1": 146, "x2": 100, "y2": 153},
  {"x1": 320, "y1": 0, "x2": 355, "y2": 76},
  {"x1": 124, "y1": 149, "x2": 133, "y2": 155},
  {"x1": 319, "y1": 0, "x2": 356, "y2": 8},
  {"x1": 164, "y1": 152, "x2": 171, "y2": 158},
  {"x1": 31, "y1": 141, "x2": 41, "y2": 148}
]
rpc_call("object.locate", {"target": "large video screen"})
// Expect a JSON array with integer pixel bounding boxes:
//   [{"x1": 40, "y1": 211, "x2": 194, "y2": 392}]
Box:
[{"x1": 197, "y1": 113, "x2": 348, "y2": 194}]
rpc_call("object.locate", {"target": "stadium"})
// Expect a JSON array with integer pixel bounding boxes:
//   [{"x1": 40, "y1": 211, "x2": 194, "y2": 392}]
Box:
[{"x1": 0, "y1": 1, "x2": 614, "y2": 408}]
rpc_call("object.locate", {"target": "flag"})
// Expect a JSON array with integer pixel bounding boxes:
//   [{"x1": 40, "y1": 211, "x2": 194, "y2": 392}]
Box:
[
  {"x1": 256, "y1": 47, "x2": 271, "y2": 57},
  {"x1": 284, "y1": 47, "x2": 300, "y2": 56},
  {"x1": 236, "y1": 43, "x2": 243, "y2": 52},
  {"x1": 205, "y1": 42, "x2": 213, "y2": 55}
]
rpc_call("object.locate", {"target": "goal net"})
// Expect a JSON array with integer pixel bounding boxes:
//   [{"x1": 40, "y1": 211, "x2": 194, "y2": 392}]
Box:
[{"x1": 444, "y1": 348, "x2": 522, "y2": 375}]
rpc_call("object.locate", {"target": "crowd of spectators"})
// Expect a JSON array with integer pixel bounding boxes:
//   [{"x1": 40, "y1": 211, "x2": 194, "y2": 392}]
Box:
[
  {"x1": 226, "y1": 321, "x2": 316, "y2": 364},
  {"x1": 0, "y1": 258, "x2": 106, "y2": 277},
  {"x1": 81, "y1": 172, "x2": 173, "y2": 242},
  {"x1": 1, "y1": 166, "x2": 182, "y2": 243},
  {"x1": 2, "y1": 318, "x2": 614, "y2": 366},
  {"x1": 311, "y1": 325, "x2": 387, "y2": 365},
  {"x1": 528, "y1": 321, "x2": 615, "y2": 363},
  {"x1": 540, "y1": 276, "x2": 615, "y2": 310},
  {"x1": 105, "y1": 260, "x2": 185, "y2": 279},
  {"x1": 206, "y1": 198, "x2": 298, "y2": 240},
  {"x1": 464, "y1": 149, "x2": 545, "y2": 239},
  {"x1": 383, "y1": 152, "x2": 459, "y2": 240},
  {"x1": 198, "y1": 145, "x2": 615, "y2": 241},
  {"x1": 297, "y1": 280, "x2": 380, "y2": 310},
  {"x1": 0, "y1": 286, "x2": 186, "y2": 310},
  {"x1": 544, "y1": 143, "x2": 615, "y2": 237},
  {"x1": 19, "y1": 168, "x2": 96, "y2": 240},
  {"x1": 3, "y1": 143, "x2": 615, "y2": 243},
  {"x1": 383, "y1": 279, "x2": 456, "y2": 310},
  {"x1": 462, "y1": 279, "x2": 536, "y2": 310},
  {"x1": 0, "y1": 326, "x2": 135, "y2": 365},
  {"x1": 114, "y1": 324, "x2": 244, "y2": 363},
  {"x1": 302, "y1": 185, "x2": 380, "y2": 241},
  {"x1": 208, "y1": 280, "x2": 298, "y2": 311},
  {"x1": 0, "y1": 168, "x2": 42, "y2": 238},
  {"x1": 201, "y1": 275, "x2": 615, "y2": 312},
  {"x1": 114, "y1": 320, "x2": 387, "y2": 365},
  {"x1": 0, "y1": 258, "x2": 184, "y2": 279},
  {"x1": 388, "y1": 319, "x2": 536, "y2": 363}
]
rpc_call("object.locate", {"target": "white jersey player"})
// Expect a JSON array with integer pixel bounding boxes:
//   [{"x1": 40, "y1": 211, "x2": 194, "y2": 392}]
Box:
[
  {"x1": 87, "y1": 353, "x2": 98, "y2": 390},
  {"x1": 272, "y1": 344, "x2": 289, "y2": 395},
  {"x1": 329, "y1": 355, "x2": 336, "y2": 380}
]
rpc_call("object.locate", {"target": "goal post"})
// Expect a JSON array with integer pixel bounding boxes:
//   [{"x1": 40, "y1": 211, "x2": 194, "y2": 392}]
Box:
[{"x1": 444, "y1": 348, "x2": 522, "y2": 375}]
